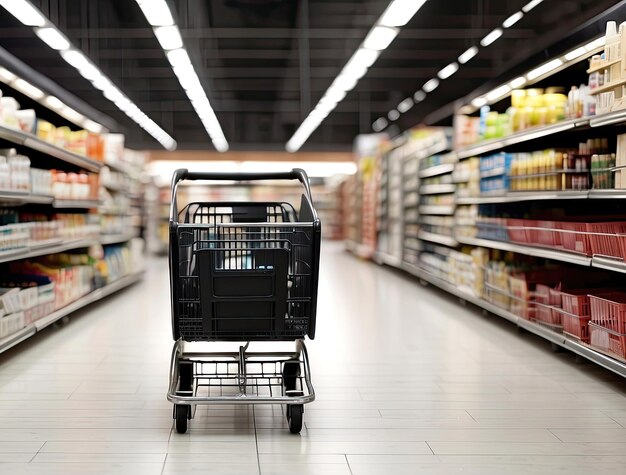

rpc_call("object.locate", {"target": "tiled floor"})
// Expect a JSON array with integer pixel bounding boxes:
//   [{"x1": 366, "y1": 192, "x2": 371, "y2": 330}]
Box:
[{"x1": 0, "y1": 243, "x2": 625, "y2": 474}]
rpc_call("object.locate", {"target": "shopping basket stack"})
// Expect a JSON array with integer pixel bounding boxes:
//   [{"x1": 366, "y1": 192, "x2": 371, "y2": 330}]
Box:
[{"x1": 167, "y1": 169, "x2": 321, "y2": 434}]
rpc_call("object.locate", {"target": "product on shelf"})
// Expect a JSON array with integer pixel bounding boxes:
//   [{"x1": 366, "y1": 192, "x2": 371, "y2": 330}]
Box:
[
  {"x1": 51, "y1": 170, "x2": 99, "y2": 200},
  {"x1": 589, "y1": 21, "x2": 626, "y2": 115}
]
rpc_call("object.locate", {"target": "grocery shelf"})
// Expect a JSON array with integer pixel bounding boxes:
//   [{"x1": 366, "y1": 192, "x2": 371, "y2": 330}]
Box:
[
  {"x1": 456, "y1": 117, "x2": 585, "y2": 159},
  {"x1": 455, "y1": 236, "x2": 592, "y2": 266},
  {"x1": 589, "y1": 109, "x2": 626, "y2": 128},
  {"x1": 479, "y1": 168, "x2": 507, "y2": 179},
  {"x1": 0, "y1": 191, "x2": 54, "y2": 205},
  {"x1": 419, "y1": 205, "x2": 455, "y2": 215},
  {"x1": 398, "y1": 262, "x2": 626, "y2": 377},
  {"x1": 420, "y1": 184, "x2": 456, "y2": 195},
  {"x1": 103, "y1": 160, "x2": 132, "y2": 175},
  {"x1": 591, "y1": 256, "x2": 626, "y2": 274},
  {"x1": 100, "y1": 233, "x2": 137, "y2": 245},
  {"x1": 588, "y1": 189, "x2": 626, "y2": 199},
  {"x1": 102, "y1": 181, "x2": 130, "y2": 194},
  {"x1": 0, "y1": 272, "x2": 144, "y2": 354},
  {"x1": 53, "y1": 199, "x2": 101, "y2": 209},
  {"x1": 456, "y1": 191, "x2": 589, "y2": 204},
  {"x1": 0, "y1": 125, "x2": 103, "y2": 172},
  {"x1": 0, "y1": 237, "x2": 98, "y2": 264},
  {"x1": 373, "y1": 251, "x2": 402, "y2": 267},
  {"x1": 418, "y1": 163, "x2": 455, "y2": 179},
  {"x1": 418, "y1": 230, "x2": 457, "y2": 247}
]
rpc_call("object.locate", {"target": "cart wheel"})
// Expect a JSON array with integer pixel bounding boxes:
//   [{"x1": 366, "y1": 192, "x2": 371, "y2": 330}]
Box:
[
  {"x1": 282, "y1": 360, "x2": 301, "y2": 391},
  {"x1": 286, "y1": 404, "x2": 303, "y2": 434},
  {"x1": 175, "y1": 405, "x2": 189, "y2": 434}
]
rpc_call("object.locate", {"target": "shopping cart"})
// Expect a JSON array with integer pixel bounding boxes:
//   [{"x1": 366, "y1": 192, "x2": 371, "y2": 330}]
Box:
[{"x1": 166, "y1": 169, "x2": 321, "y2": 434}]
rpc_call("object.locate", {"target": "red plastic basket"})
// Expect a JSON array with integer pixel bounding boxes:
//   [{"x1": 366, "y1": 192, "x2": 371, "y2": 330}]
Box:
[
  {"x1": 556, "y1": 221, "x2": 592, "y2": 256},
  {"x1": 561, "y1": 289, "x2": 592, "y2": 316},
  {"x1": 558, "y1": 308, "x2": 591, "y2": 342},
  {"x1": 508, "y1": 219, "x2": 530, "y2": 244},
  {"x1": 587, "y1": 222, "x2": 626, "y2": 260},
  {"x1": 535, "y1": 284, "x2": 561, "y2": 305},
  {"x1": 535, "y1": 302, "x2": 562, "y2": 329},
  {"x1": 589, "y1": 322, "x2": 626, "y2": 361},
  {"x1": 536, "y1": 220, "x2": 559, "y2": 247},
  {"x1": 588, "y1": 292, "x2": 626, "y2": 334}
]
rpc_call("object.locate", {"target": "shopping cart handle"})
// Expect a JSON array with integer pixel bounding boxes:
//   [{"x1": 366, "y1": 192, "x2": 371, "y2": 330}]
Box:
[{"x1": 170, "y1": 168, "x2": 315, "y2": 222}]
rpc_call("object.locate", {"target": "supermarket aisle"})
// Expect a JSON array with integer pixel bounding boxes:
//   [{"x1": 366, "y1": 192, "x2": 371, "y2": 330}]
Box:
[{"x1": 0, "y1": 243, "x2": 625, "y2": 475}]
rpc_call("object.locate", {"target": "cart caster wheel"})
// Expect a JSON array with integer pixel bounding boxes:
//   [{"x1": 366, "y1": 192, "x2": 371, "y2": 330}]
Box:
[
  {"x1": 286, "y1": 404, "x2": 303, "y2": 434},
  {"x1": 282, "y1": 360, "x2": 301, "y2": 391},
  {"x1": 175, "y1": 405, "x2": 189, "y2": 434}
]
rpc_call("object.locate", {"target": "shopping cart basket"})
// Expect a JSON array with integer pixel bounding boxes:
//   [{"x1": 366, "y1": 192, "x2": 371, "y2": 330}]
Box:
[{"x1": 167, "y1": 169, "x2": 321, "y2": 434}]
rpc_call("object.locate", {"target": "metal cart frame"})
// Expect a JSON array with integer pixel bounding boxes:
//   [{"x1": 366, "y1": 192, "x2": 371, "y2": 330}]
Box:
[{"x1": 166, "y1": 169, "x2": 320, "y2": 434}]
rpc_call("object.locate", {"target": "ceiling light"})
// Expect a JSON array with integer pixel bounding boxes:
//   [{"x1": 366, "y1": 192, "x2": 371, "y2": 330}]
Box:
[
  {"x1": 34, "y1": 27, "x2": 70, "y2": 50},
  {"x1": 486, "y1": 84, "x2": 511, "y2": 102},
  {"x1": 388, "y1": 109, "x2": 400, "y2": 121},
  {"x1": 91, "y1": 76, "x2": 113, "y2": 91},
  {"x1": 342, "y1": 62, "x2": 368, "y2": 81},
  {"x1": 0, "y1": 67, "x2": 16, "y2": 83},
  {"x1": 471, "y1": 97, "x2": 488, "y2": 108},
  {"x1": 325, "y1": 88, "x2": 346, "y2": 103},
  {"x1": 413, "y1": 90, "x2": 426, "y2": 102},
  {"x1": 480, "y1": 28, "x2": 503, "y2": 47},
  {"x1": 502, "y1": 11, "x2": 523, "y2": 28},
  {"x1": 564, "y1": 46, "x2": 587, "y2": 61},
  {"x1": 422, "y1": 78, "x2": 439, "y2": 92},
  {"x1": 522, "y1": 0, "x2": 543, "y2": 13},
  {"x1": 166, "y1": 48, "x2": 191, "y2": 66},
  {"x1": 348, "y1": 48, "x2": 380, "y2": 69},
  {"x1": 458, "y1": 46, "x2": 479, "y2": 64},
  {"x1": 379, "y1": 0, "x2": 428, "y2": 27},
  {"x1": 363, "y1": 26, "x2": 399, "y2": 51},
  {"x1": 61, "y1": 49, "x2": 89, "y2": 69},
  {"x1": 13, "y1": 78, "x2": 44, "y2": 99},
  {"x1": 437, "y1": 62, "x2": 459, "y2": 79},
  {"x1": 333, "y1": 74, "x2": 358, "y2": 92},
  {"x1": 83, "y1": 119, "x2": 104, "y2": 133},
  {"x1": 526, "y1": 58, "x2": 563, "y2": 80},
  {"x1": 372, "y1": 117, "x2": 388, "y2": 132},
  {"x1": 154, "y1": 25, "x2": 183, "y2": 50},
  {"x1": 136, "y1": 0, "x2": 174, "y2": 26},
  {"x1": 44, "y1": 96, "x2": 64, "y2": 110},
  {"x1": 585, "y1": 37, "x2": 605, "y2": 51},
  {"x1": 0, "y1": 0, "x2": 45, "y2": 26},
  {"x1": 509, "y1": 76, "x2": 526, "y2": 88},
  {"x1": 60, "y1": 106, "x2": 85, "y2": 123},
  {"x1": 397, "y1": 97, "x2": 414, "y2": 113},
  {"x1": 77, "y1": 63, "x2": 102, "y2": 81}
]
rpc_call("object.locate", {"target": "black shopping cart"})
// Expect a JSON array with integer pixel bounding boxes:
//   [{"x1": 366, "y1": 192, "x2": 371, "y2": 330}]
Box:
[{"x1": 167, "y1": 169, "x2": 321, "y2": 434}]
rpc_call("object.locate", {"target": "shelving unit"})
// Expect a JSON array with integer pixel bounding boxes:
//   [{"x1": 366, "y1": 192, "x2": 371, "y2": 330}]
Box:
[{"x1": 344, "y1": 25, "x2": 626, "y2": 377}]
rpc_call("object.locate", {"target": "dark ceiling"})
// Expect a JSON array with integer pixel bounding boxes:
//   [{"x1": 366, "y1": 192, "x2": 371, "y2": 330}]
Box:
[{"x1": 0, "y1": 0, "x2": 620, "y2": 151}]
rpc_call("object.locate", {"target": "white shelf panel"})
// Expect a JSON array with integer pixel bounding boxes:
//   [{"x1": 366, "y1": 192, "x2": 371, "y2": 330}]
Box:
[
  {"x1": 0, "y1": 191, "x2": 54, "y2": 205},
  {"x1": 419, "y1": 205, "x2": 455, "y2": 216},
  {"x1": 418, "y1": 231, "x2": 458, "y2": 247},
  {"x1": 420, "y1": 184, "x2": 456, "y2": 195},
  {"x1": 455, "y1": 236, "x2": 592, "y2": 266},
  {"x1": 456, "y1": 191, "x2": 589, "y2": 204},
  {"x1": 0, "y1": 125, "x2": 102, "y2": 172},
  {"x1": 418, "y1": 163, "x2": 455, "y2": 179},
  {"x1": 456, "y1": 117, "x2": 584, "y2": 159}
]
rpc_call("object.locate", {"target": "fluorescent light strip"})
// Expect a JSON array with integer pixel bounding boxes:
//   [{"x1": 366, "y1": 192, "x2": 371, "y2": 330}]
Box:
[
  {"x1": 502, "y1": 11, "x2": 523, "y2": 29},
  {"x1": 480, "y1": 28, "x2": 503, "y2": 47},
  {"x1": 522, "y1": 0, "x2": 543, "y2": 13},
  {"x1": 286, "y1": 0, "x2": 428, "y2": 152},
  {"x1": 135, "y1": 0, "x2": 228, "y2": 152},
  {"x1": 422, "y1": 78, "x2": 440, "y2": 93},
  {"x1": 437, "y1": 62, "x2": 459, "y2": 80},
  {"x1": 465, "y1": 36, "x2": 605, "y2": 112},
  {"x1": 397, "y1": 97, "x2": 414, "y2": 113},
  {"x1": 0, "y1": 0, "x2": 175, "y2": 150},
  {"x1": 458, "y1": 46, "x2": 479, "y2": 64}
]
